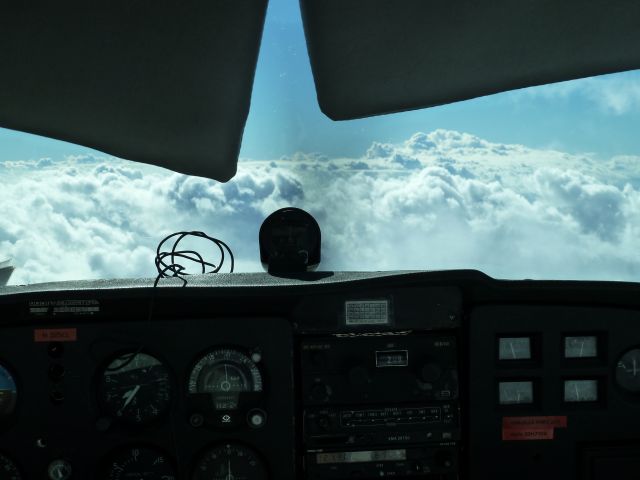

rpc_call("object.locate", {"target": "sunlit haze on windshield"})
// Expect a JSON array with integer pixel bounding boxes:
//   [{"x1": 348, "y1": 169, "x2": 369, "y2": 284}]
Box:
[{"x1": 1, "y1": 0, "x2": 640, "y2": 284}]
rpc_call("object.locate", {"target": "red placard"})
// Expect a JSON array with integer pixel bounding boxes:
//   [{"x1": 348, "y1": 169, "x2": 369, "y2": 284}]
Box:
[
  {"x1": 502, "y1": 427, "x2": 555, "y2": 441},
  {"x1": 34, "y1": 328, "x2": 77, "y2": 342},
  {"x1": 502, "y1": 416, "x2": 567, "y2": 441}
]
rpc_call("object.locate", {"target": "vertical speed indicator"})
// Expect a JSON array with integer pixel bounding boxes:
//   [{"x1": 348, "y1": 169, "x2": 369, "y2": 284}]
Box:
[
  {"x1": 192, "y1": 444, "x2": 267, "y2": 480},
  {"x1": 103, "y1": 446, "x2": 176, "y2": 480}
]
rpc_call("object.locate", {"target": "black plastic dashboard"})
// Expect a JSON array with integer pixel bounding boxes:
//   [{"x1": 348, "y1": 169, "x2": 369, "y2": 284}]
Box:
[{"x1": 1, "y1": 270, "x2": 640, "y2": 479}]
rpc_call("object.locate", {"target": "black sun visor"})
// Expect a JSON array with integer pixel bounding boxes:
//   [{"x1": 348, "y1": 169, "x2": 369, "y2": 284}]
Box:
[
  {"x1": 0, "y1": 1, "x2": 268, "y2": 182},
  {"x1": 300, "y1": 0, "x2": 640, "y2": 120}
]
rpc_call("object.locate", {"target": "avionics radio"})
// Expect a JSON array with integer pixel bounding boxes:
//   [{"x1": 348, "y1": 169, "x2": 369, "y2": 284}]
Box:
[
  {"x1": 300, "y1": 333, "x2": 460, "y2": 479},
  {"x1": 304, "y1": 403, "x2": 458, "y2": 447}
]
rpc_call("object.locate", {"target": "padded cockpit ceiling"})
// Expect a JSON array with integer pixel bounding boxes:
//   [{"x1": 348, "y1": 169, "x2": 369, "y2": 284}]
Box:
[
  {"x1": 0, "y1": 2, "x2": 267, "y2": 182},
  {"x1": 300, "y1": 0, "x2": 640, "y2": 120}
]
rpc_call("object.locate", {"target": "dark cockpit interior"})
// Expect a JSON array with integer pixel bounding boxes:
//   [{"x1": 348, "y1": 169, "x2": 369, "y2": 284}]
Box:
[{"x1": 3, "y1": 271, "x2": 640, "y2": 479}]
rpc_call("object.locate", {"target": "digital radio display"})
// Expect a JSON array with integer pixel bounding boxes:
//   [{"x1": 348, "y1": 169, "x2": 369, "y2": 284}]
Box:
[
  {"x1": 376, "y1": 350, "x2": 409, "y2": 367},
  {"x1": 316, "y1": 449, "x2": 407, "y2": 464}
]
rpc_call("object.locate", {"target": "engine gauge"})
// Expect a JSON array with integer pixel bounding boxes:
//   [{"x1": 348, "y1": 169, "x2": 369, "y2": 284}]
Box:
[
  {"x1": 0, "y1": 453, "x2": 22, "y2": 479},
  {"x1": 564, "y1": 336, "x2": 598, "y2": 359},
  {"x1": 192, "y1": 444, "x2": 267, "y2": 480},
  {"x1": 563, "y1": 379, "x2": 599, "y2": 403},
  {"x1": 103, "y1": 446, "x2": 176, "y2": 480},
  {"x1": 616, "y1": 348, "x2": 640, "y2": 393},
  {"x1": 498, "y1": 381, "x2": 534, "y2": 405},
  {"x1": 188, "y1": 348, "x2": 263, "y2": 411},
  {"x1": 98, "y1": 352, "x2": 172, "y2": 425},
  {"x1": 498, "y1": 337, "x2": 531, "y2": 361},
  {"x1": 0, "y1": 364, "x2": 17, "y2": 418}
]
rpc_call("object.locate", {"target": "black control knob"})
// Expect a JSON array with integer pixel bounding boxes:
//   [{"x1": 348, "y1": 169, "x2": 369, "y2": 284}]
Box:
[
  {"x1": 310, "y1": 382, "x2": 331, "y2": 402},
  {"x1": 420, "y1": 361, "x2": 442, "y2": 383},
  {"x1": 48, "y1": 363, "x2": 65, "y2": 381}
]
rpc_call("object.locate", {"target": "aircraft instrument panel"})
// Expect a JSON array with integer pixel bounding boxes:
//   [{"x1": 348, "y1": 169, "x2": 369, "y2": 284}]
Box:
[{"x1": 0, "y1": 270, "x2": 639, "y2": 479}]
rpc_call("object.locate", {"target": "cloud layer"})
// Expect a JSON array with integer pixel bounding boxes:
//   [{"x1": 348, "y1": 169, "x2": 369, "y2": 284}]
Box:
[{"x1": 2, "y1": 130, "x2": 640, "y2": 285}]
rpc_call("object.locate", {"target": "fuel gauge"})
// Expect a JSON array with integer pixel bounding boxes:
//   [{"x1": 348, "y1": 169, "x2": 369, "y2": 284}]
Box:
[
  {"x1": 498, "y1": 337, "x2": 531, "y2": 361},
  {"x1": 564, "y1": 336, "x2": 598, "y2": 359},
  {"x1": 498, "y1": 381, "x2": 534, "y2": 405},
  {"x1": 564, "y1": 379, "x2": 599, "y2": 403}
]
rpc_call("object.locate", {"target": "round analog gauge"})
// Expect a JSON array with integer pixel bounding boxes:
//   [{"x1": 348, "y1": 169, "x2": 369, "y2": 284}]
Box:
[
  {"x1": 98, "y1": 352, "x2": 172, "y2": 425},
  {"x1": 192, "y1": 444, "x2": 267, "y2": 480},
  {"x1": 0, "y1": 365, "x2": 17, "y2": 418},
  {"x1": 188, "y1": 349, "x2": 262, "y2": 410},
  {"x1": 0, "y1": 454, "x2": 21, "y2": 480},
  {"x1": 616, "y1": 348, "x2": 640, "y2": 393},
  {"x1": 103, "y1": 446, "x2": 176, "y2": 480}
]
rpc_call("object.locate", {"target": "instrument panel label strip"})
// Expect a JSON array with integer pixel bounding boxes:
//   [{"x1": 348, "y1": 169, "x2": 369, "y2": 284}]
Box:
[{"x1": 501, "y1": 416, "x2": 567, "y2": 441}]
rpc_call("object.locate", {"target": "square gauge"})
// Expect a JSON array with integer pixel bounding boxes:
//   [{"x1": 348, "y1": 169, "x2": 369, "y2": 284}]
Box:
[
  {"x1": 499, "y1": 381, "x2": 534, "y2": 405},
  {"x1": 564, "y1": 379, "x2": 598, "y2": 403},
  {"x1": 564, "y1": 336, "x2": 598, "y2": 358},
  {"x1": 498, "y1": 337, "x2": 532, "y2": 360}
]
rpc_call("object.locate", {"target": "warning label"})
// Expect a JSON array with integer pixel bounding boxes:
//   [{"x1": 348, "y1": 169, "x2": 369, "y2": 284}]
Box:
[
  {"x1": 34, "y1": 328, "x2": 78, "y2": 343},
  {"x1": 502, "y1": 416, "x2": 567, "y2": 441},
  {"x1": 502, "y1": 428, "x2": 555, "y2": 441}
]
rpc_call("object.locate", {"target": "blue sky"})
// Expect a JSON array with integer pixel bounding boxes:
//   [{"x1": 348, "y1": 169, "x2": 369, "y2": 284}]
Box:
[
  {"x1": 242, "y1": 0, "x2": 640, "y2": 160},
  {"x1": 1, "y1": 0, "x2": 639, "y2": 163},
  {"x1": 1, "y1": 0, "x2": 640, "y2": 284}
]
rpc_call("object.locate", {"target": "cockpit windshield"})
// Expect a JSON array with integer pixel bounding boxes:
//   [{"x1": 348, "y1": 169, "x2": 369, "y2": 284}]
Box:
[{"x1": 1, "y1": 0, "x2": 639, "y2": 284}]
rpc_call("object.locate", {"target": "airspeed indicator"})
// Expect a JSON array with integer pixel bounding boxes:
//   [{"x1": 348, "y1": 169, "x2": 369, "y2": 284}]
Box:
[{"x1": 98, "y1": 352, "x2": 172, "y2": 425}]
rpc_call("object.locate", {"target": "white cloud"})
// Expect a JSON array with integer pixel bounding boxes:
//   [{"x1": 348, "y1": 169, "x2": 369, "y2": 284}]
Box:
[
  {"x1": 2, "y1": 130, "x2": 640, "y2": 284},
  {"x1": 515, "y1": 70, "x2": 640, "y2": 115}
]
